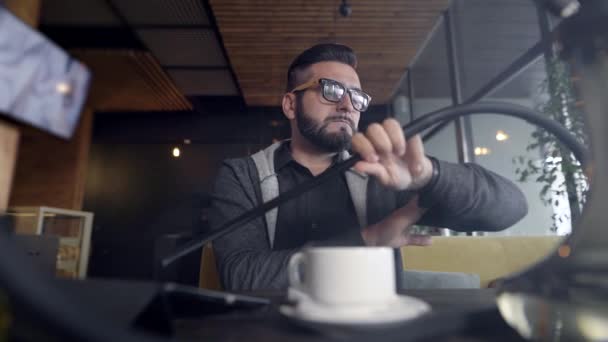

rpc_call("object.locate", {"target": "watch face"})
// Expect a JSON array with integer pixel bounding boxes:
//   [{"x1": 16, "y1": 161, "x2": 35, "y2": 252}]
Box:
[{"x1": 0, "y1": 7, "x2": 90, "y2": 139}]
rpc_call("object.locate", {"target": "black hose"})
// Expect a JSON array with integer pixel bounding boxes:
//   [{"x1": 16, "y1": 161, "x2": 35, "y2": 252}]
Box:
[
  {"x1": 162, "y1": 101, "x2": 590, "y2": 267},
  {"x1": 0, "y1": 101, "x2": 591, "y2": 341}
]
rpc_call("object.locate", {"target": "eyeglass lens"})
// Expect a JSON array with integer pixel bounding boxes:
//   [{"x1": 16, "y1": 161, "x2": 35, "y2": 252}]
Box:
[{"x1": 322, "y1": 80, "x2": 369, "y2": 111}]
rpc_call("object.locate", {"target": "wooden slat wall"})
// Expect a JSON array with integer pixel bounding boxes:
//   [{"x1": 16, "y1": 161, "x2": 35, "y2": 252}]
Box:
[
  {"x1": 3, "y1": 0, "x2": 95, "y2": 211},
  {"x1": 0, "y1": 122, "x2": 19, "y2": 212},
  {"x1": 210, "y1": 0, "x2": 449, "y2": 106},
  {"x1": 72, "y1": 50, "x2": 192, "y2": 112},
  {"x1": 9, "y1": 109, "x2": 94, "y2": 210}
]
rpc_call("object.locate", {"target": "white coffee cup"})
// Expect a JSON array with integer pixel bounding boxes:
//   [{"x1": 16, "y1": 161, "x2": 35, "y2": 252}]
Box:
[{"x1": 287, "y1": 247, "x2": 397, "y2": 307}]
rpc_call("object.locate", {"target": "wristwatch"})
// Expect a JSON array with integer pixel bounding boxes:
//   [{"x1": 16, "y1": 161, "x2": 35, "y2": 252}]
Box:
[
  {"x1": 417, "y1": 156, "x2": 440, "y2": 208},
  {"x1": 420, "y1": 156, "x2": 439, "y2": 191}
]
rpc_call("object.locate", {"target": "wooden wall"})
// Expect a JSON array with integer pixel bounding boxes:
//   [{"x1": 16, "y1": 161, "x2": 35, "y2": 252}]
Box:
[
  {"x1": 0, "y1": 122, "x2": 19, "y2": 212},
  {"x1": 3, "y1": 0, "x2": 94, "y2": 211},
  {"x1": 9, "y1": 109, "x2": 94, "y2": 210},
  {"x1": 1, "y1": 0, "x2": 41, "y2": 212},
  {"x1": 4, "y1": 0, "x2": 41, "y2": 27},
  {"x1": 2, "y1": 0, "x2": 192, "y2": 212}
]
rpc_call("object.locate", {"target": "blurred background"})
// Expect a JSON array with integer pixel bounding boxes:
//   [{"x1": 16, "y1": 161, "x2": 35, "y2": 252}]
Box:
[{"x1": 1, "y1": 0, "x2": 588, "y2": 289}]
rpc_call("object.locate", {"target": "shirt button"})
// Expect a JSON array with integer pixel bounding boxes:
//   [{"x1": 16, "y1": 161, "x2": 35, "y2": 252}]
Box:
[{"x1": 311, "y1": 222, "x2": 319, "y2": 229}]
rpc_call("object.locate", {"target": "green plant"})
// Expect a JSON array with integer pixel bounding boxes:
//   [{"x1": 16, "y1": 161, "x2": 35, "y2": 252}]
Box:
[{"x1": 513, "y1": 55, "x2": 589, "y2": 232}]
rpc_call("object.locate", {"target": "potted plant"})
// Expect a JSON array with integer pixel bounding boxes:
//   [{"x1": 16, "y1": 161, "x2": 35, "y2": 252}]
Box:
[{"x1": 513, "y1": 55, "x2": 589, "y2": 232}]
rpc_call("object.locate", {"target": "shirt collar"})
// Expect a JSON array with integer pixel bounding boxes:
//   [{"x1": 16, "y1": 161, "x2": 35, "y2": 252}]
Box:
[
  {"x1": 274, "y1": 141, "x2": 294, "y2": 171},
  {"x1": 274, "y1": 141, "x2": 347, "y2": 172}
]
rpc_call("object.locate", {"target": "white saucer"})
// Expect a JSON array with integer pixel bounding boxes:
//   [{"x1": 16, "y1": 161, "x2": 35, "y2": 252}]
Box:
[{"x1": 280, "y1": 289, "x2": 431, "y2": 326}]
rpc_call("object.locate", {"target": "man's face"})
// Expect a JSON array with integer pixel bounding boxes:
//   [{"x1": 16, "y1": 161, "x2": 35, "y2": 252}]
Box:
[{"x1": 294, "y1": 61, "x2": 362, "y2": 152}]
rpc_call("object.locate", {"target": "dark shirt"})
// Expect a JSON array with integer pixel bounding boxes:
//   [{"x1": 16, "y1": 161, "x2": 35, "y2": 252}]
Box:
[{"x1": 273, "y1": 143, "x2": 360, "y2": 250}]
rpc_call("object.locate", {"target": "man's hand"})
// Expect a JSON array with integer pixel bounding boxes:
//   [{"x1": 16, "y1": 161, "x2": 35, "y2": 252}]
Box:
[
  {"x1": 351, "y1": 118, "x2": 434, "y2": 191},
  {"x1": 361, "y1": 196, "x2": 431, "y2": 247}
]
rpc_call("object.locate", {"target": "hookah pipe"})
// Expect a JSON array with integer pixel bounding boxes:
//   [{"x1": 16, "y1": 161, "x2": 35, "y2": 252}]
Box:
[
  {"x1": 0, "y1": 104, "x2": 590, "y2": 342},
  {"x1": 0, "y1": 1, "x2": 595, "y2": 340},
  {"x1": 161, "y1": 102, "x2": 590, "y2": 268},
  {"x1": 161, "y1": 0, "x2": 592, "y2": 266}
]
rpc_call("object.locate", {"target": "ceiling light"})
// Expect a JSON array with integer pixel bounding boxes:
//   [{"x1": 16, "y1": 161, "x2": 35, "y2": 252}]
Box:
[
  {"x1": 56, "y1": 82, "x2": 72, "y2": 95},
  {"x1": 172, "y1": 147, "x2": 181, "y2": 158},
  {"x1": 496, "y1": 130, "x2": 509, "y2": 141},
  {"x1": 474, "y1": 147, "x2": 491, "y2": 156},
  {"x1": 542, "y1": 0, "x2": 580, "y2": 18},
  {"x1": 558, "y1": 244, "x2": 571, "y2": 258}
]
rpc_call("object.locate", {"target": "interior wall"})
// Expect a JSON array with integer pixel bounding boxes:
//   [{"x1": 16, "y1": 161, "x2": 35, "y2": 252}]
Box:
[
  {"x1": 9, "y1": 108, "x2": 94, "y2": 210},
  {"x1": 4, "y1": 0, "x2": 41, "y2": 27},
  {"x1": 1, "y1": 1, "x2": 41, "y2": 212},
  {"x1": 0, "y1": 121, "x2": 19, "y2": 211},
  {"x1": 83, "y1": 104, "x2": 390, "y2": 281},
  {"x1": 4, "y1": 0, "x2": 94, "y2": 212},
  {"x1": 83, "y1": 141, "x2": 261, "y2": 281}
]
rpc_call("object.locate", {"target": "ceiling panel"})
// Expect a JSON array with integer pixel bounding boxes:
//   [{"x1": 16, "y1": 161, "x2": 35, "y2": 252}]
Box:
[
  {"x1": 40, "y1": 0, "x2": 121, "y2": 26},
  {"x1": 40, "y1": 0, "x2": 236, "y2": 102},
  {"x1": 168, "y1": 69, "x2": 238, "y2": 96},
  {"x1": 210, "y1": 0, "x2": 450, "y2": 106},
  {"x1": 136, "y1": 29, "x2": 226, "y2": 66},
  {"x1": 112, "y1": 0, "x2": 210, "y2": 26}
]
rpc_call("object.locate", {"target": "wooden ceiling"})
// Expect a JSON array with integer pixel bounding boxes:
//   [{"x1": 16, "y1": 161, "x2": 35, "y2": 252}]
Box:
[
  {"x1": 71, "y1": 50, "x2": 192, "y2": 112},
  {"x1": 210, "y1": 0, "x2": 450, "y2": 106}
]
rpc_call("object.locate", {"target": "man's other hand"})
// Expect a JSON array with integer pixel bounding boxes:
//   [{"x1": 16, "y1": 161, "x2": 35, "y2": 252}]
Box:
[
  {"x1": 361, "y1": 196, "x2": 431, "y2": 247},
  {"x1": 352, "y1": 118, "x2": 434, "y2": 191}
]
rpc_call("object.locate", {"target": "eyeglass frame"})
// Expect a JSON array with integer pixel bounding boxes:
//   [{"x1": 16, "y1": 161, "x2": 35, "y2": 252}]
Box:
[{"x1": 290, "y1": 78, "x2": 372, "y2": 112}]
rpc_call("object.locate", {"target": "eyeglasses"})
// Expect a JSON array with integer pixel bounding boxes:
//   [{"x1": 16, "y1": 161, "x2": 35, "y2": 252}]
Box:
[{"x1": 291, "y1": 78, "x2": 372, "y2": 112}]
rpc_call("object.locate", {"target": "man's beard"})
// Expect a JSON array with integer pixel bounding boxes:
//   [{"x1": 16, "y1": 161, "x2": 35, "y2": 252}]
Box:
[{"x1": 295, "y1": 100, "x2": 356, "y2": 153}]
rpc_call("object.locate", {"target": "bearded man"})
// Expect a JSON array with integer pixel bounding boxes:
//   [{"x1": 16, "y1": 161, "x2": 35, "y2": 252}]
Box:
[{"x1": 208, "y1": 43, "x2": 527, "y2": 291}]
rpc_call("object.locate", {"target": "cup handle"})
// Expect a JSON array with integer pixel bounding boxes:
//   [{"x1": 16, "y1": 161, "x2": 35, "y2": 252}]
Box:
[{"x1": 288, "y1": 251, "x2": 305, "y2": 292}]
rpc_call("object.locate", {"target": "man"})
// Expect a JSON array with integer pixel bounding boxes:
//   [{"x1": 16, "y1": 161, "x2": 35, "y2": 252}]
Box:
[{"x1": 209, "y1": 44, "x2": 527, "y2": 291}]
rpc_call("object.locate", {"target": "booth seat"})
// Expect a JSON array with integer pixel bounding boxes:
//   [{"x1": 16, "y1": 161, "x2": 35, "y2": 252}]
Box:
[
  {"x1": 199, "y1": 236, "x2": 563, "y2": 290},
  {"x1": 400, "y1": 235, "x2": 563, "y2": 288},
  {"x1": 199, "y1": 243, "x2": 222, "y2": 290}
]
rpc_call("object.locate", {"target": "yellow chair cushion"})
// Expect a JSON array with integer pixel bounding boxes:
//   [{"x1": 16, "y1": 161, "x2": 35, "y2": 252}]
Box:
[
  {"x1": 199, "y1": 243, "x2": 222, "y2": 290},
  {"x1": 400, "y1": 236, "x2": 562, "y2": 287},
  {"x1": 200, "y1": 236, "x2": 563, "y2": 289}
]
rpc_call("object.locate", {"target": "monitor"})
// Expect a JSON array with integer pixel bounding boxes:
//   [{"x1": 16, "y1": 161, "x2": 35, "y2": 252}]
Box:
[{"x1": 0, "y1": 5, "x2": 90, "y2": 139}]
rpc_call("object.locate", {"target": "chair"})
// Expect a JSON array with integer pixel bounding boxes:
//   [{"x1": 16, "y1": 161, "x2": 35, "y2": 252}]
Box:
[
  {"x1": 198, "y1": 243, "x2": 222, "y2": 290},
  {"x1": 400, "y1": 236, "x2": 562, "y2": 287}
]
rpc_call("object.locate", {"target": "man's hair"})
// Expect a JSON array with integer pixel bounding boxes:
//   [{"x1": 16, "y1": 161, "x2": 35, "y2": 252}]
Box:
[{"x1": 286, "y1": 43, "x2": 357, "y2": 92}]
